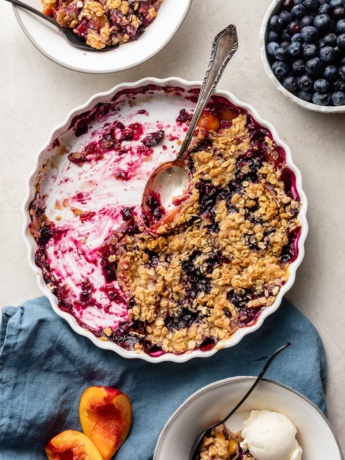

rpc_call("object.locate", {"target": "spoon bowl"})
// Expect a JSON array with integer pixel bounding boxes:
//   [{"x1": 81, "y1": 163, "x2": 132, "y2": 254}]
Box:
[
  {"x1": 141, "y1": 24, "x2": 238, "y2": 224},
  {"x1": 6, "y1": 0, "x2": 117, "y2": 51}
]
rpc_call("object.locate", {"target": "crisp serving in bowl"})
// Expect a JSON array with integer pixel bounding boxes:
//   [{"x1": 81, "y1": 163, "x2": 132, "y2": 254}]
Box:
[
  {"x1": 13, "y1": 0, "x2": 191, "y2": 73},
  {"x1": 153, "y1": 377, "x2": 344, "y2": 460},
  {"x1": 23, "y1": 77, "x2": 307, "y2": 362}
]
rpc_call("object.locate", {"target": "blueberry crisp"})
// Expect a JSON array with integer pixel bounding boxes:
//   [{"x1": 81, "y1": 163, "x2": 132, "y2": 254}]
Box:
[
  {"x1": 41, "y1": 0, "x2": 162, "y2": 49},
  {"x1": 106, "y1": 111, "x2": 301, "y2": 355},
  {"x1": 267, "y1": 0, "x2": 345, "y2": 106}
]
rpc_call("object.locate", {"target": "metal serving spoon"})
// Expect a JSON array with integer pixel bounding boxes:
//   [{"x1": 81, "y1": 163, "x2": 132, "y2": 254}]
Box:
[
  {"x1": 188, "y1": 342, "x2": 291, "y2": 460},
  {"x1": 142, "y1": 24, "x2": 238, "y2": 222},
  {"x1": 5, "y1": 0, "x2": 117, "y2": 52}
]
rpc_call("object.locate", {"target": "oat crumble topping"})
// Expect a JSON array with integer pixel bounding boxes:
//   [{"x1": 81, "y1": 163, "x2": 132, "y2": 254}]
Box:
[{"x1": 106, "y1": 113, "x2": 301, "y2": 354}]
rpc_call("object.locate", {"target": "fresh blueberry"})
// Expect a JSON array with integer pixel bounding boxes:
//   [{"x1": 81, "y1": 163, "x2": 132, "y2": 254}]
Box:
[
  {"x1": 291, "y1": 32, "x2": 304, "y2": 41},
  {"x1": 270, "y1": 15, "x2": 285, "y2": 31},
  {"x1": 301, "y1": 25, "x2": 319, "y2": 41},
  {"x1": 291, "y1": 4, "x2": 307, "y2": 17},
  {"x1": 292, "y1": 58, "x2": 307, "y2": 73},
  {"x1": 301, "y1": 15, "x2": 315, "y2": 26},
  {"x1": 283, "y1": 0, "x2": 295, "y2": 8},
  {"x1": 319, "y1": 3, "x2": 332, "y2": 14},
  {"x1": 336, "y1": 18, "x2": 345, "y2": 32},
  {"x1": 303, "y1": 43, "x2": 319, "y2": 58},
  {"x1": 337, "y1": 33, "x2": 345, "y2": 47},
  {"x1": 333, "y1": 46, "x2": 343, "y2": 60},
  {"x1": 268, "y1": 30, "x2": 280, "y2": 41},
  {"x1": 331, "y1": 7, "x2": 345, "y2": 19},
  {"x1": 333, "y1": 78, "x2": 345, "y2": 90},
  {"x1": 312, "y1": 91, "x2": 331, "y2": 104},
  {"x1": 330, "y1": 0, "x2": 343, "y2": 7},
  {"x1": 313, "y1": 13, "x2": 331, "y2": 30},
  {"x1": 320, "y1": 45, "x2": 337, "y2": 62},
  {"x1": 331, "y1": 90, "x2": 345, "y2": 104},
  {"x1": 283, "y1": 76, "x2": 299, "y2": 91},
  {"x1": 323, "y1": 65, "x2": 339, "y2": 80},
  {"x1": 298, "y1": 74, "x2": 314, "y2": 89},
  {"x1": 288, "y1": 21, "x2": 302, "y2": 34},
  {"x1": 272, "y1": 60, "x2": 291, "y2": 77},
  {"x1": 306, "y1": 56, "x2": 325, "y2": 74},
  {"x1": 267, "y1": 41, "x2": 280, "y2": 56},
  {"x1": 314, "y1": 78, "x2": 330, "y2": 91},
  {"x1": 294, "y1": 0, "x2": 303, "y2": 4},
  {"x1": 275, "y1": 46, "x2": 291, "y2": 60},
  {"x1": 340, "y1": 56, "x2": 345, "y2": 65},
  {"x1": 303, "y1": 0, "x2": 320, "y2": 11},
  {"x1": 324, "y1": 33, "x2": 337, "y2": 45},
  {"x1": 339, "y1": 64, "x2": 345, "y2": 78},
  {"x1": 280, "y1": 10, "x2": 294, "y2": 23},
  {"x1": 299, "y1": 90, "x2": 313, "y2": 101},
  {"x1": 281, "y1": 28, "x2": 292, "y2": 41},
  {"x1": 288, "y1": 41, "x2": 303, "y2": 56}
]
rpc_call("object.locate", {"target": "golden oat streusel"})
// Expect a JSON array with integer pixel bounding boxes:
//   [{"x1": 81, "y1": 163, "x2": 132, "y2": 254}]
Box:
[
  {"x1": 105, "y1": 112, "x2": 301, "y2": 355},
  {"x1": 41, "y1": 0, "x2": 162, "y2": 49},
  {"x1": 197, "y1": 424, "x2": 255, "y2": 460}
]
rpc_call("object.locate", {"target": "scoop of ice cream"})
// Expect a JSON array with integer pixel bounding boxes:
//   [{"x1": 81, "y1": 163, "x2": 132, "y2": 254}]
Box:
[{"x1": 240, "y1": 410, "x2": 303, "y2": 460}]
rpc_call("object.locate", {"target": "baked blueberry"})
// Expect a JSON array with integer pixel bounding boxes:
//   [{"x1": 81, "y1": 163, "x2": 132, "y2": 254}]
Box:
[
  {"x1": 298, "y1": 73, "x2": 314, "y2": 89},
  {"x1": 306, "y1": 56, "x2": 325, "y2": 74},
  {"x1": 301, "y1": 25, "x2": 319, "y2": 41},
  {"x1": 272, "y1": 60, "x2": 291, "y2": 77},
  {"x1": 319, "y1": 45, "x2": 337, "y2": 61},
  {"x1": 331, "y1": 90, "x2": 345, "y2": 103},
  {"x1": 314, "y1": 78, "x2": 330, "y2": 90},
  {"x1": 312, "y1": 91, "x2": 331, "y2": 103}
]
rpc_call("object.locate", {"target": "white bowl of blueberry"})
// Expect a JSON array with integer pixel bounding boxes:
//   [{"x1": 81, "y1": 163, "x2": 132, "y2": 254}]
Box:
[{"x1": 260, "y1": 0, "x2": 345, "y2": 112}]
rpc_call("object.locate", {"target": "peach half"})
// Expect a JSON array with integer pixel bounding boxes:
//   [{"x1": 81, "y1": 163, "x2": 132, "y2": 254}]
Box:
[
  {"x1": 79, "y1": 386, "x2": 132, "y2": 460},
  {"x1": 45, "y1": 429, "x2": 103, "y2": 460}
]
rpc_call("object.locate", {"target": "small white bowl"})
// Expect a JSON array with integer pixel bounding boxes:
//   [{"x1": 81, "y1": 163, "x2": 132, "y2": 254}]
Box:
[
  {"x1": 260, "y1": 0, "x2": 345, "y2": 114},
  {"x1": 22, "y1": 77, "x2": 308, "y2": 363},
  {"x1": 154, "y1": 377, "x2": 344, "y2": 460},
  {"x1": 13, "y1": 0, "x2": 192, "y2": 73}
]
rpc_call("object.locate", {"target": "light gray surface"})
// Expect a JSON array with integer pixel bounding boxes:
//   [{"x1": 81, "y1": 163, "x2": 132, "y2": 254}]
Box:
[{"x1": 0, "y1": 0, "x2": 344, "y2": 454}]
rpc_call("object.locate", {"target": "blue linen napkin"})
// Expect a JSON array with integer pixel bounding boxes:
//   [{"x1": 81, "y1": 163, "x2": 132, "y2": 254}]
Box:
[{"x1": 0, "y1": 296, "x2": 326, "y2": 460}]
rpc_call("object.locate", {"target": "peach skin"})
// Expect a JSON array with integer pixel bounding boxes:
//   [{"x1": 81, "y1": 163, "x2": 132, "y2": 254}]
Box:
[
  {"x1": 79, "y1": 386, "x2": 132, "y2": 460},
  {"x1": 45, "y1": 429, "x2": 103, "y2": 460}
]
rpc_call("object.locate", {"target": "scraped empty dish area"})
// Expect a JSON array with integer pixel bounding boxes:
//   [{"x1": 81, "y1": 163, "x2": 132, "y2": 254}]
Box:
[{"x1": 28, "y1": 84, "x2": 301, "y2": 357}]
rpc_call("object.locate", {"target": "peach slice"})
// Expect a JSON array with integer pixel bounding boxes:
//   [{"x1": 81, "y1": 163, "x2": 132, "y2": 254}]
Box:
[
  {"x1": 197, "y1": 111, "x2": 220, "y2": 131},
  {"x1": 45, "y1": 430, "x2": 103, "y2": 460},
  {"x1": 79, "y1": 386, "x2": 132, "y2": 460}
]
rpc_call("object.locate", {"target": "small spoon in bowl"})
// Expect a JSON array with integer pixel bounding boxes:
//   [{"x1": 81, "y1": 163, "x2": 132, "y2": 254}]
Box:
[
  {"x1": 188, "y1": 342, "x2": 291, "y2": 460},
  {"x1": 141, "y1": 24, "x2": 238, "y2": 224},
  {"x1": 6, "y1": 0, "x2": 117, "y2": 52}
]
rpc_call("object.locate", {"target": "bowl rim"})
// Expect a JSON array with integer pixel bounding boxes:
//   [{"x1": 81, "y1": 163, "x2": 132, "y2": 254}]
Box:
[
  {"x1": 260, "y1": 0, "x2": 345, "y2": 114},
  {"x1": 13, "y1": 0, "x2": 192, "y2": 74},
  {"x1": 22, "y1": 76, "x2": 308, "y2": 363},
  {"x1": 153, "y1": 376, "x2": 345, "y2": 460}
]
